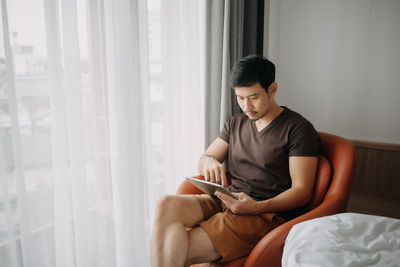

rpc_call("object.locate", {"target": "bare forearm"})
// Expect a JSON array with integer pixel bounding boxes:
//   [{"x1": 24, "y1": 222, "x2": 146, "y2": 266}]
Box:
[
  {"x1": 252, "y1": 156, "x2": 318, "y2": 214},
  {"x1": 255, "y1": 187, "x2": 312, "y2": 214}
]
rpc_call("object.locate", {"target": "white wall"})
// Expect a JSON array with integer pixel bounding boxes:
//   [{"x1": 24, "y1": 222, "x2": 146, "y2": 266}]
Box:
[{"x1": 265, "y1": 0, "x2": 400, "y2": 143}]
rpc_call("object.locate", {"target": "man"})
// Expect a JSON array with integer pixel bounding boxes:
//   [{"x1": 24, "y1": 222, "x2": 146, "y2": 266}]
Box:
[{"x1": 151, "y1": 55, "x2": 320, "y2": 267}]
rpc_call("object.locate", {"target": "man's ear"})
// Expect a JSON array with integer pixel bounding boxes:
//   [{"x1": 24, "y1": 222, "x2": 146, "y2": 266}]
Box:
[{"x1": 268, "y1": 82, "x2": 278, "y2": 96}]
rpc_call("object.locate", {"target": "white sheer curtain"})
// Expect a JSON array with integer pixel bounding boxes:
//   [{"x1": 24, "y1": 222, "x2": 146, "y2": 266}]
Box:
[{"x1": 0, "y1": 0, "x2": 204, "y2": 266}]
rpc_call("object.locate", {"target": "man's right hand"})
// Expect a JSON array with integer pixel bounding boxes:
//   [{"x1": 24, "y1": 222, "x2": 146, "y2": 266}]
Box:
[
  {"x1": 202, "y1": 154, "x2": 228, "y2": 187},
  {"x1": 197, "y1": 137, "x2": 229, "y2": 187}
]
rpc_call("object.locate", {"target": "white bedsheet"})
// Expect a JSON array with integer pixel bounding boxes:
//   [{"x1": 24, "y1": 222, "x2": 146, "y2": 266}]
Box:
[{"x1": 282, "y1": 213, "x2": 400, "y2": 267}]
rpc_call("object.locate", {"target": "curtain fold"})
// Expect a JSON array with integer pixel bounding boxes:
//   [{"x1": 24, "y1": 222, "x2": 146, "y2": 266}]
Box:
[
  {"x1": 0, "y1": 0, "x2": 204, "y2": 266},
  {"x1": 160, "y1": 0, "x2": 205, "y2": 193},
  {"x1": 61, "y1": 1, "x2": 89, "y2": 266},
  {"x1": 204, "y1": 0, "x2": 264, "y2": 147},
  {"x1": 43, "y1": 0, "x2": 76, "y2": 265},
  {"x1": 104, "y1": 0, "x2": 150, "y2": 265},
  {"x1": 1, "y1": 1, "x2": 33, "y2": 266}
]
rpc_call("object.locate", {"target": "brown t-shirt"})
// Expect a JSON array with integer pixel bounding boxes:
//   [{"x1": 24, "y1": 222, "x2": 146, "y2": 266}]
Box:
[{"x1": 219, "y1": 107, "x2": 320, "y2": 201}]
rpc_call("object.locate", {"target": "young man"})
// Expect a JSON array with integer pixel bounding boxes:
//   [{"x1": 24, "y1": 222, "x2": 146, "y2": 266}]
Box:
[{"x1": 151, "y1": 55, "x2": 320, "y2": 267}]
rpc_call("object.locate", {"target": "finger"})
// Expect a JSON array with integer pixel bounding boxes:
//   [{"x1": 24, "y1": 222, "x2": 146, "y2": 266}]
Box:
[
  {"x1": 204, "y1": 169, "x2": 210, "y2": 182},
  {"x1": 232, "y1": 192, "x2": 247, "y2": 200},
  {"x1": 214, "y1": 168, "x2": 221, "y2": 185},
  {"x1": 209, "y1": 169, "x2": 215, "y2": 183},
  {"x1": 220, "y1": 167, "x2": 228, "y2": 187},
  {"x1": 215, "y1": 192, "x2": 238, "y2": 213},
  {"x1": 215, "y1": 191, "x2": 235, "y2": 204},
  {"x1": 214, "y1": 191, "x2": 227, "y2": 204}
]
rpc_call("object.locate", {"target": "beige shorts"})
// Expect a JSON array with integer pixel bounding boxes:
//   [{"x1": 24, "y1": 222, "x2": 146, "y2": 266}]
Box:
[{"x1": 194, "y1": 194, "x2": 285, "y2": 263}]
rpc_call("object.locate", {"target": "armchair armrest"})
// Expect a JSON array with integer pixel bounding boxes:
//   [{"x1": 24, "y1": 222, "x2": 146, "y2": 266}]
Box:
[{"x1": 176, "y1": 175, "x2": 205, "y2": 195}]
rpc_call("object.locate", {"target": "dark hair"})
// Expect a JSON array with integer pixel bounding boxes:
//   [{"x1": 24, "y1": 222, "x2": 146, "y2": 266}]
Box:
[{"x1": 230, "y1": 55, "x2": 275, "y2": 92}]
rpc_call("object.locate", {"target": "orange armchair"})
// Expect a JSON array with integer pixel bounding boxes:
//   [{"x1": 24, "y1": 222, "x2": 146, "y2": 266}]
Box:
[{"x1": 176, "y1": 132, "x2": 356, "y2": 267}]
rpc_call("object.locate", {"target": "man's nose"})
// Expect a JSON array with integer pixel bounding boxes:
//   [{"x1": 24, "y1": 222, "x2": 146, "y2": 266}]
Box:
[{"x1": 244, "y1": 98, "x2": 253, "y2": 109}]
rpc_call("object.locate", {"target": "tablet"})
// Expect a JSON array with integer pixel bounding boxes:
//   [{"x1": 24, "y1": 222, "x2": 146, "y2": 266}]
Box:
[{"x1": 185, "y1": 177, "x2": 238, "y2": 200}]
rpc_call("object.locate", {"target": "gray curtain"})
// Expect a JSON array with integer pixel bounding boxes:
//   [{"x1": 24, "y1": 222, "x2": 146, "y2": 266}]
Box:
[{"x1": 204, "y1": 0, "x2": 264, "y2": 147}]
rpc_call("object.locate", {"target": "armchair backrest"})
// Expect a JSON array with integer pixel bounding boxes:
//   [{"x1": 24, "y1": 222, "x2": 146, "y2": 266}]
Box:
[{"x1": 317, "y1": 131, "x2": 356, "y2": 213}]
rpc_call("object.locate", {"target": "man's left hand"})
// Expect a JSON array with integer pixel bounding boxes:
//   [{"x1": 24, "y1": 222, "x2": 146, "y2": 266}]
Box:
[{"x1": 214, "y1": 191, "x2": 261, "y2": 215}]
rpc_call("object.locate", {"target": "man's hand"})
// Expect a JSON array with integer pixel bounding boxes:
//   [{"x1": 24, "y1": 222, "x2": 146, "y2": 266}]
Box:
[
  {"x1": 202, "y1": 155, "x2": 228, "y2": 187},
  {"x1": 198, "y1": 137, "x2": 229, "y2": 186},
  {"x1": 214, "y1": 191, "x2": 261, "y2": 215}
]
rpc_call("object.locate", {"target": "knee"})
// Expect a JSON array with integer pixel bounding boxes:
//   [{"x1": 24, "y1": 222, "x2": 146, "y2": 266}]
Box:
[{"x1": 154, "y1": 195, "x2": 182, "y2": 223}]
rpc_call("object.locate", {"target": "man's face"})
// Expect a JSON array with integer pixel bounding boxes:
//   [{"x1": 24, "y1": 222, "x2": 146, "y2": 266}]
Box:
[{"x1": 234, "y1": 82, "x2": 272, "y2": 121}]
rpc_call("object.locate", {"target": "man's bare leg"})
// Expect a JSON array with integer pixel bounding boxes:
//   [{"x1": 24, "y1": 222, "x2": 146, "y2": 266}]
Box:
[
  {"x1": 185, "y1": 227, "x2": 221, "y2": 266},
  {"x1": 151, "y1": 195, "x2": 221, "y2": 267}
]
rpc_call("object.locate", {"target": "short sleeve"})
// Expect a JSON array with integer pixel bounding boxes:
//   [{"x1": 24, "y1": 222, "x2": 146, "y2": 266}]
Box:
[
  {"x1": 289, "y1": 121, "x2": 320, "y2": 156},
  {"x1": 218, "y1": 119, "x2": 231, "y2": 143}
]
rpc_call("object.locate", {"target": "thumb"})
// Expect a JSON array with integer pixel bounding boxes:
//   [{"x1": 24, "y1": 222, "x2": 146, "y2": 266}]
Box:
[
  {"x1": 234, "y1": 192, "x2": 247, "y2": 199},
  {"x1": 215, "y1": 191, "x2": 229, "y2": 201}
]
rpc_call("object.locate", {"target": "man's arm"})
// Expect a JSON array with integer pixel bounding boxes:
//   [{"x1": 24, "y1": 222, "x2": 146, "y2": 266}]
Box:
[
  {"x1": 215, "y1": 156, "x2": 318, "y2": 214},
  {"x1": 197, "y1": 137, "x2": 229, "y2": 187}
]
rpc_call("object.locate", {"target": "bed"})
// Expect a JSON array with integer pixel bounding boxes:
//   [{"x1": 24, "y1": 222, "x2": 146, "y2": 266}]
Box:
[{"x1": 282, "y1": 213, "x2": 400, "y2": 267}]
